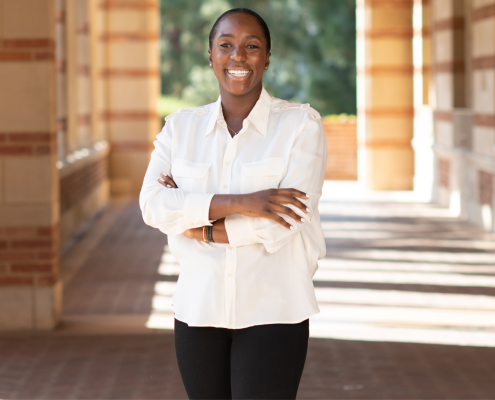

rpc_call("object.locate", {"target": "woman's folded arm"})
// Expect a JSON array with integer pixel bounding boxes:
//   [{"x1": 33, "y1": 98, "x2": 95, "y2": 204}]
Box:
[
  {"x1": 139, "y1": 123, "x2": 214, "y2": 236},
  {"x1": 224, "y1": 116, "x2": 327, "y2": 253}
]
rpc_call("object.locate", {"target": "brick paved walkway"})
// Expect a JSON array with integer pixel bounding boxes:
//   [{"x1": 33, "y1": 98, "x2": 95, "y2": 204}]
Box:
[{"x1": 1, "y1": 183, "x2": 495, "y2": 399}]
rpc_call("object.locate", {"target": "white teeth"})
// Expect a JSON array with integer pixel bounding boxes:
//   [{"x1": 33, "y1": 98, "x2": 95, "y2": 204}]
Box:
[{"x1": 227, "y1": 70, "x2": 250, "y2": 77}]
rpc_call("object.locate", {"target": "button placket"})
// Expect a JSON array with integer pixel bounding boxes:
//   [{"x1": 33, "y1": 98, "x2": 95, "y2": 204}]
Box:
[
  {"x1": 221, "y1": 134, "x2": 238, "y2": 328},
  {"x1": 220, "y1": 138, "x2": 237, "y2": 194},
  {"x1": 224, "y1": 247, "x2": 237, "y2": 328}
]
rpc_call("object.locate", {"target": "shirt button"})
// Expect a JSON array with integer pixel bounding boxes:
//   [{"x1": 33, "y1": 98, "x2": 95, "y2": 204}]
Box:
[
  {"x1": 225, "y1": 162, "x2": 231, "y2": 166},
  {"x1": 223, "y1": 185, "x2": 228, "y2": 189},
  {"x1": 228, "y1": 274, "x2": 232, "y2": 277}
]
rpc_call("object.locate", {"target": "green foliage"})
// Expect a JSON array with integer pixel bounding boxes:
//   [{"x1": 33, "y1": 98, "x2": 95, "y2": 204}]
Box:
[
  {"x1": 182, "y1": 65, "x2": 220, "y2": 105},
  {"x1": 160, "y1": 0, "x2": 356, "y2": 115},
  {"x1": 322, "y1": 114, "x2": 357, "y2": 123},
  {"x1": 158, "y1": 95, "x2": 199, "y2": 117}
]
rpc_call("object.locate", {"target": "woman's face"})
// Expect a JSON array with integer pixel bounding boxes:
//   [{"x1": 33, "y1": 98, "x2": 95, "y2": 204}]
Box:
[{"x1": 209, "y1": 13, "x2": 270, "y2": 97}]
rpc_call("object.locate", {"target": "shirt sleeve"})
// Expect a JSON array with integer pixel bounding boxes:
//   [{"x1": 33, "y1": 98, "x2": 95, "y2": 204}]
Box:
[
  {"x1": 139, "y1": 120, "x2": 214, "y2": 236},
  {"x1": 225, "y1": 115, "x2": 327, "y2": 253}
]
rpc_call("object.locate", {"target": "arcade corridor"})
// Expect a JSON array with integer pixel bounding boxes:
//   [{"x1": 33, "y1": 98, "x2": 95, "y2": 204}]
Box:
[{"x1": 1, "y1": 182, "x2": 495, "y2": 399}]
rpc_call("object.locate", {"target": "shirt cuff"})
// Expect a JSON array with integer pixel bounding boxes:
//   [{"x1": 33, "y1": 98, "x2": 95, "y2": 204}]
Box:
[
  {"x1": 225, "y1": 215, "x2": 261, "y2": 248},
  {"x1": 183, "y1": 192, "x2": 215, "y2": 228}
]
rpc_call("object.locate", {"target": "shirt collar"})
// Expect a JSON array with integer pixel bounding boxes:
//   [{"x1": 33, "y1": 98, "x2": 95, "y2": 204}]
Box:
[{"x1": 204, "y1": 87, "x2": 272, "y2": 138}]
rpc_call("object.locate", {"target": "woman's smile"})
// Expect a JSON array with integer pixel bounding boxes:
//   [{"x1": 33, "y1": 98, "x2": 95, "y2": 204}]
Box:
[{"x1": 225, "y1": 69, "x2": 252, "y2": 79}]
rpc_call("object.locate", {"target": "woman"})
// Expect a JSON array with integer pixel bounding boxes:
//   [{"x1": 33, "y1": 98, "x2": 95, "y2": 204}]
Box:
[{"x1": 140, "y1": 8, "x2": 326, "y2": 399}]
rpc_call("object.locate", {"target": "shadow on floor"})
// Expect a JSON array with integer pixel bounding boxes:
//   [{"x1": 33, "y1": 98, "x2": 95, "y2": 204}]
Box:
[{"x1": 2, "y1": 184, "x2": 495, "y2": 399}]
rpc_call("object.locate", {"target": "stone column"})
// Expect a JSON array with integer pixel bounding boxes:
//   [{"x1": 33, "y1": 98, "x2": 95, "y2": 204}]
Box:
[
  {"x1": 430, "y1": 0, "x2": 467, "y2": 209},
  {"x1": 472, "y1": 0, "x2": 495, "y2": 229},
  {"x1": 422, "y1": 0, "x2": 432, "y2": 105},
  {"x1": 98, "y1": 0, "x2": 160, "y2": 195},
  {"x1": 58, "y1": 0, "x2": 109, "y2": 246},
  {"x1": 0, "y1": 0, "x2": 61, "y2": 330},
  {"x1": 55, "y1": 0, "x2": 68, "y2": 162},
  {"x1": 75, "y1": 0, "x2": 93, "y2": 149},
  {"x1": 412, "y1": 0, "x2": 435, "y2": 197},
  {"x1": 357, "y1": 0, "x2": 415, "y2": 190}
]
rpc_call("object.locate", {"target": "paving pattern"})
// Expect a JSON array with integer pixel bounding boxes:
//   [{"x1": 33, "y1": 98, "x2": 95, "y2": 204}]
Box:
[{"x1": 1, "y1": 184, "x2": 495, "y2": 399}]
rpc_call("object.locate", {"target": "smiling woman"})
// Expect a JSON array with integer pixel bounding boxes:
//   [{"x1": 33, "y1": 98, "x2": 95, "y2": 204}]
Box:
[
  {"x1": 140, "y1": 8, "x2": 327, "y2": 400},
  {"x1": 207, "y1": 9, "x2": 271, "y2": 135}
]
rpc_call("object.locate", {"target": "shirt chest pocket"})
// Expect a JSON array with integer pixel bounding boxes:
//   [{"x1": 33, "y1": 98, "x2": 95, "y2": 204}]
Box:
[
  {"x1": 240, "y1": 158, "x2": 285, "y2": 194},
  {"x1": 172, "y1": 159, "x2": 211, "y2": 193}
]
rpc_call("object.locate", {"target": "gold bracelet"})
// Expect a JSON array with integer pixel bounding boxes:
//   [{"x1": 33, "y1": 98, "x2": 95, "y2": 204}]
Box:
[{"x1": 202, "y1": 226, "x2": 208, "y2": 242}]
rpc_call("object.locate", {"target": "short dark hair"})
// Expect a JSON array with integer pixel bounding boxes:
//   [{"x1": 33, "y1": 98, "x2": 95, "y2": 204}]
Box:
[{"x1": 208, "y1": 8, "x2": 271, "y2": 52}]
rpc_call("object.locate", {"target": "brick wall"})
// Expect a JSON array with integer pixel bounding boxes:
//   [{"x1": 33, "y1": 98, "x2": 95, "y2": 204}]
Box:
[
  {"x1": 0, "y1": 132, "x2": 55, "y2": 156},
  {"x1": 60, "y1": 157, "x2": 108, "y2": 213},
  {"x1": 439, "y1": 158, "x2": 450, "y2": 189},
  {"x1": 322, "y1": 118, "x2": 358, "y2": 180},
  {"x1": 58, "y1": 146, "x2": 109, "y2": 246},
  {"x1": 0, "y1": 38, "x2": 55, "y2": 62},
  {"x1": 479, "y1": 170, "x2": 494, "y2": 206},
  {"x1": 0, "y1": 226, "x2": 58, "y2": 287}
]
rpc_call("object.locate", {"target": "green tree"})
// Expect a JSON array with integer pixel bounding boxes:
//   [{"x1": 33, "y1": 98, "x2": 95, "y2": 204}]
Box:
[{"x1": 160, "y1": 0, "x2": 356, "y2": 115}]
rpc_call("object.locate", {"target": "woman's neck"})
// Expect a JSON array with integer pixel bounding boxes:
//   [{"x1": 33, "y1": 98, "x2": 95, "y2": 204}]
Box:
[{"x1": 220, "y1": 84, "x2": 263, "y2": 134}]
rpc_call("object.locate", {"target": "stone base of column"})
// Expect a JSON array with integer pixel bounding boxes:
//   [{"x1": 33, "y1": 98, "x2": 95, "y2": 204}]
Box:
[
  {"x1": 0, "y1": 281, "x2": 62, "y2": 331},
  {"x1": 368, "y1": 147, "x2": 415, "y2": 190}
]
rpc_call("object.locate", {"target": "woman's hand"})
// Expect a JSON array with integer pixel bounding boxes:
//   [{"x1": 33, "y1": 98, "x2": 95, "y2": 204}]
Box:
[
  {"x1": 182, "y1": 228, "x2": 196, "y2": 239},
  {"x1": 159, "y1": 174, "x2": 197, "y2": 239},
  {"x1": 233, "y1": 189, "x2": 310, "y2": 230},
  {"x1": 158, "y1": 173, "x2": 310, "y2": 231},
  {"x1": 158, "y1": 173, "x2": 177, "y2": 188}
]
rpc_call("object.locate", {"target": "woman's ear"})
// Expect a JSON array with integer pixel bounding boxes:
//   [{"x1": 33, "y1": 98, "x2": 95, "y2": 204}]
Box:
[
  {"x1": 265, "y1": 52, "x2": 271, "y2": 70},
  {"x1": 208, "y1": 49, "x2": 213, "y2": 68}
]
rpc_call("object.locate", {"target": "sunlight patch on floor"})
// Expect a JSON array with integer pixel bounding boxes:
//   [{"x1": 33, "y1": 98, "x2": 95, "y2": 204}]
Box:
[
  {"x1": 146, "y1": 281, "x2": 176, "y2": 330},
  {"x1": 318, "y1": 257, "x2": 495, "y2": 274},
  {"x1": 309, "y1": 320, "x2": 495, "y2": 347},
  {"x1": 327, "y1": 249, "x2": 495, "y2": 264},
  {"x1": 315, "y1": 287, "x2": 495, "y2": 310},
  {"x1": 147, "y1": 245, "x2": 495, "y2": 347},
  {"x1": 313, "y1": 269, "x2": 495, "y2": 288}
]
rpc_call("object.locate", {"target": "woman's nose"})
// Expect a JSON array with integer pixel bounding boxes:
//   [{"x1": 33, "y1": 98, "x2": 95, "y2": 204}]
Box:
[{"x1": 230, "y1": 45, "x2": 247, "y2": 61}]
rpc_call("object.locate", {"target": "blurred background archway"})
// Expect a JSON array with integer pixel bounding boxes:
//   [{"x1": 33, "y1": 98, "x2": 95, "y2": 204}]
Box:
[
  {"x1": 0, "y1": 0, "x2": 494, "y2": 348},
  {"x1": 2, "y1": 1, "x2": 495, "y2": 398}
]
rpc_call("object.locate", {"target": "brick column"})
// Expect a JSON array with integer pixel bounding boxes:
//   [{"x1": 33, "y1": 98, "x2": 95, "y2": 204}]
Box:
[
  {"x1": 357, "y1": 0, "x2": 415, "y2": 190},
  {"x1": 472, "y1": 2, "x2": 495, "y2": 156},
  {"x1": 431, "y1": 0, "x2": 468, "y2": 208},
  {"x1": 422, "y1": 0, "x2": 432, "y2": 105},
  {"x1": 75, "y1": 0, "x2": 93, "y2": 149},
  {"x1": 55, "y1": 0, "x2": 68, "y2": 161},
  {"x1": 412, "y1": 0, "x2": 435, "y2": 196},
  {"x1": 472, "y1": 0, "x2": 495, "y2": 229},
  {"x1": 98, "y1": 0, "x2": 160, "y2": 195},
  {"x1": 0, "y1": 0, "x2": 61, "y2": 330}
]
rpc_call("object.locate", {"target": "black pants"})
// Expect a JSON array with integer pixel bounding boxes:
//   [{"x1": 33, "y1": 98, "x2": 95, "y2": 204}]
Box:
[{"x1": 174, "y1": 318, "x2": 309, "y2": 399}]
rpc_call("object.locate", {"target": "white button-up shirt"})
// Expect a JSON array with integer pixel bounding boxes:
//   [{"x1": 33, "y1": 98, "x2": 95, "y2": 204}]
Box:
[{"x1": 140, "y1": 87, "x2": 326, "y2": 329}]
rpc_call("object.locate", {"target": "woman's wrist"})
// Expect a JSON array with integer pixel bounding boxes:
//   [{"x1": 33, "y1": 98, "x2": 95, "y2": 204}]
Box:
[
  {"x1": 209, "y1": 194, "x2": 244, "y2": 220},
  {"x1": 212, "y1": 219, "x2": 228, "y2": 243},
  {"x1": 185, "y1": 227, "x2": 205, "y2": 241},
  {"x1": 230, "y1": 194, "x2": 245, "y2": 215}
]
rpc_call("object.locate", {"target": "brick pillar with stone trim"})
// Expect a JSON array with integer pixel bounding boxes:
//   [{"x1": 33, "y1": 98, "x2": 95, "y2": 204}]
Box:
[
  {"x1": 472, "y1": 0, "x2": 495, "y2": 230},
  {"x1": 97, "y1": 0, "x2": 161, "y2": 195},
  {"x1": 472, "y1": 2, "x2": 495, "y2": 140},
  {"x1": 0, "y1": 0, "x2": 61, "y2": 330},
  {"x1": 357, "y1": 0, "x2": 415, "y2": 190},
  {"x1": 430, "y1": 0, "x2": 465, "y2": 207}
]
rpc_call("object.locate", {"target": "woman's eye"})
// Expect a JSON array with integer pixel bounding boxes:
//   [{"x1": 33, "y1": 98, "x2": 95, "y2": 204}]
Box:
[
  {"x1": 247, "y1": 45, "x2": 259, "y2": 49},
  {"x1": 219, "y1": 43, "x2": 231, "y2": 48}
]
